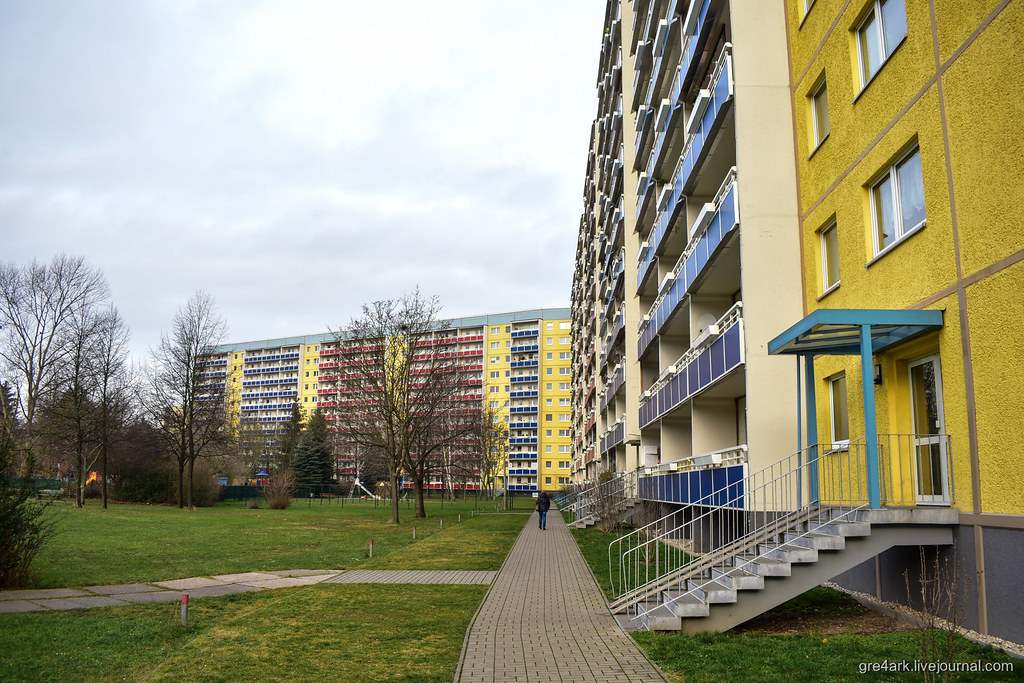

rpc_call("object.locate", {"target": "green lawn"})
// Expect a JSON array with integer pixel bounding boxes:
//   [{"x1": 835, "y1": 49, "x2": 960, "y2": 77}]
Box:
[
  {"x1": 32, "y1": 498, "x2": 511, "y2": 587},
  {"x1": 0, "y1": 499, "x2": 527, "y2": 682},
  {"x1": 571, "y1": 527, "x2": 1023, "y2": 682}
]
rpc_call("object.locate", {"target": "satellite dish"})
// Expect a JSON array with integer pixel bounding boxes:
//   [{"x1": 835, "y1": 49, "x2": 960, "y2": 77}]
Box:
[{"x1": 696, "y1": 313, "x2": 718, "y2": 332}]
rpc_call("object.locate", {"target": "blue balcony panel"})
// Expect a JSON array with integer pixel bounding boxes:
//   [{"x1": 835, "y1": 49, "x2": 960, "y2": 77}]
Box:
[
  {"x1": 639, "y1": 316, "x2": 744, "y2": 428},
  {"x1": 638, "y1": 464, "x2": 744, "y2": 507}
]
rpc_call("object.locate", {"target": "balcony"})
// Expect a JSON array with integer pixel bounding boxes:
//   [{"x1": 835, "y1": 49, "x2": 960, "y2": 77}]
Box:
[
  {"x1": 241, "y1": 377, "x2": 299, "y2": 388},
  {"x1": 638, "y1": 169, "x2": 739, "y2": 357},
  {"x1": 511, "y1": 359, "x2": 539, "y2": 369},
  {"x1": 601, "y1": 363, "x2": 626, "y2": 414},
  {"x1": 601, "y1": 417, "x2": 626, "y2": 454},
  {"x1": 240, "y1": 389, "x2": 297, "y2": 400},
  {"x1": 510, "y1": 343, "x2": 539, "y2": 354},
  {"x1": 511, "y1": 329, "x2": 539, "y2": 338},
  {"x1": 638, "y1": 303, "x2": 744, "y2": 428},
  {"x1": 510, "y1": 405, "x2": 539, "y2": 414},
  {"x1": 510, "y1": 390, "x2": 539, "y2": 399},
  {"x1": 680, "y1": 45, "x2": 734, "y2": 195},
  {"x1": 244, "y1": 352, "x2": 300, "y2": 364},
  {"x1": 243, "y1": 364, "x2": 299, "y2": 376},
  {"x1": 509, "y1": 420, "x2": 538, "y2": 430},
  {"x1": 510, "y1": 374, "x2": 539, "y2": 384},
  {"x1": 637, "y1": 153, "x2": 687, "y2": 293},
  {"x1": 510, "y1": 437, "x2": 539, "y2": 445}
]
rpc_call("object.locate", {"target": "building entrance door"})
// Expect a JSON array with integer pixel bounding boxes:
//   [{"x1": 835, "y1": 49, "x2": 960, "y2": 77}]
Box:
[{"x1": 909, "y1": 355, "x2": 949, "y2": 504}]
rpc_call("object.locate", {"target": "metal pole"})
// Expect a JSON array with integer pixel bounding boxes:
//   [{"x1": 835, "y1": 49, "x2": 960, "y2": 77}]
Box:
[{"x1": 180, "y1": 594, "x2": 189, "y2": 627}]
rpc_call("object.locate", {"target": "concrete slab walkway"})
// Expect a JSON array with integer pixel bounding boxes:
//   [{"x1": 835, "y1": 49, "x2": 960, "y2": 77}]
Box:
[{"x1": 454, "y1": 509, "x2": 666, "y2": 682}]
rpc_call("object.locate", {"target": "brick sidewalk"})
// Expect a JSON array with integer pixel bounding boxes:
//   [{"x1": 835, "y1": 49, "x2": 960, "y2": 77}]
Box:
[{"x1": 454, "y1": 509, "x2": 666, "y2": 682}]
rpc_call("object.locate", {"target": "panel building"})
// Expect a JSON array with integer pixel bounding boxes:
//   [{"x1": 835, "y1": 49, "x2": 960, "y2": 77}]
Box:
[{"x1": 214, "y1": 308, "x2": 572, "y2": 495}]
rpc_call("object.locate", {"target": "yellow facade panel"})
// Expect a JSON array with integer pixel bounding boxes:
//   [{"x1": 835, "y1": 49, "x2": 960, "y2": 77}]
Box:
[
  {"x1": 940, "y1": 1, "x2": 1024, "y2": 275},
  {"x1": 934, "y1": 0, "x2": 1012, "y2": 64},
  {"x1": 965, "y1": 262, "x2": 1024, "y2": 515}
]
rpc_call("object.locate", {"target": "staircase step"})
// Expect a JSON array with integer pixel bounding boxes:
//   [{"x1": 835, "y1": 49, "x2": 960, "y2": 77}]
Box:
[
  {"x1": 638, "y1": 603, "x2": 683, "y2": 631},
  {"x1": 758, "y1": 543, "x2": 818, "y2": 564},
  {"x1": 710, "y1": 565, "x2": 764, "y2": 591},
  {"x1": 785, "y1": 531, "x2": 846, "y2": 551},
  {"x1": 662, "y1": 591, "x2": 710, "y2": 617},
  {"x1": 689, "y1": 578, "x2": 737, "y2": 604},
  {"x1": 814, "y1": 520, "x2": 871, "y2": 537},
  {"x1": 738, "y1": 554, "x2": 792, "y2": 577}
]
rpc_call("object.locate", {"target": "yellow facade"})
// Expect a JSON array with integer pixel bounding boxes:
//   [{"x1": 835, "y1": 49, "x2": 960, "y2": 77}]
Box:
[{"x1": 789, "y1": 0, "x2": 1024, "y2": 517}]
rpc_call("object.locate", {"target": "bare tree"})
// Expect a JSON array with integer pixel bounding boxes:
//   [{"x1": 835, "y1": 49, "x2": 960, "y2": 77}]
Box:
[
  {"x1": 0, "y1": 255, "x2": 109, "y2": 433},
  {"x1": 475, "y1": 406, "x2": 508, "y2": 503},
  {"x1": 93, "y1": 307, "x2": 134, "y2": 508},
  {"x1": 146, "y1": 291, "x2": 229, "y2": 510},
  {"x1": 329, "y1": 289, "x2": 477, "y2": 521}
]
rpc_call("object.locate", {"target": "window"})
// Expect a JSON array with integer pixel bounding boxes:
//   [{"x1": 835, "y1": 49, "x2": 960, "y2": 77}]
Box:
[
  {"x1": 559, "y1": 398, "x2": 570, "y2": 406},
  {"x1": 490, "y1": 357, "x2": 498, "y2": 364},
  {"x1": 489, "y1": 401, "x2": 499, "y2": 409},
  {"x1": 545, "y1": 446, "x2": 552, "y2": 454},
  {"x1": 559, "y1": 461, "x2": 570, "y2": 468},
  {"x1": 559, "y1": 477, "x2": 570, "y2": 485},
  {"x1": 820, "y1": 221, "x2": 840, "y2": 292},
  {"x1": 546, "y1": 353, "x2": 553, "y2": 360},
  {"x1": 830, "y1": 375, "x2": 850, "y2": 443},
  {"x1": 559, "y1": 414, "x2": 571, "y2": 422},
  {"x1": 870, "y1": 146, "x2": 925, "y2": 255},
  {"x1": 545, "y1": 461, "x2": 552, "y2": 468},
  {"x1": 559, "y1": 352, "x2": 571, "y2": 360},
  {"x1": 490, "y1": 342, "x2": 500, "y2": 349},
  {"x1": 546, "y1": 322, "x2": 554, "y2": 330},
  {"x1": 545, "y1": 430, "x2": 552, "y2": 437},
  {"x1": 546, "y1": 383, "x2": 553, "y2": 390},
  {"x1": 490, "y1": 327, "x2": 499, "y2": 334},
  {"x1": 560, "y1": 337, "x2": 571, "y2": 344},
  {"x1": 545, "y1": 477, "x2": 552, "y2": 485},
  {"x1": 546, "y1": 414, "x2": 553, "y2": 422},
  {"x1": 490, "y1": 371, "x2": 500, "y2": 378},
  {"x1": 856, "y1": 0, "x2": 907, "y2": 86},
  {"x1": 546, "y1": 337, "x2": 553, "y2": 345},
  {"x1": 559, "y1": 383, "x2": 570, "y2": 390},
  {"x1": 546, "y1": 399, "x2": 553, "y2": 406},
  {"x1": 810, "y1": 78, "x2": 829, "y2": 148},
  {"x1": 559, "y1": 429, "x2": 570, "y2": 437},
  {"x1": 559, "y1": 322, "x2": 570, "y2": 330},
  {"x1": 490, "y1": 386, "x2": 499, "y2": 393},
  {"x1": 559, "y1": 368, "x2": 570, "y2": 375},
  {"x1": 546, "y1": 368, "x2": 553, "y2": 375}
]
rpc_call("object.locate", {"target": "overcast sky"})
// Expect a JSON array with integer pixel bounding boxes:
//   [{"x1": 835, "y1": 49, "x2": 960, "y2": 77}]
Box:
[{"x1": 0, "y1": 0, "x2": 604, "y2": 362}]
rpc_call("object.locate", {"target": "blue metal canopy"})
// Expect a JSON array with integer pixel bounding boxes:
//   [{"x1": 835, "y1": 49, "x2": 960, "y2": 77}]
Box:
[{"x1": 768, "y1": 308, "x2": 944, "y2": 356}]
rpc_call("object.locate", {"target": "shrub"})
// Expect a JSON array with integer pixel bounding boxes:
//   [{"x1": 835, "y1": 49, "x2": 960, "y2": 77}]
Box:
[
  {"x1": 1, "y1": 438, "x2": 58, "y2": 589},
  {"x1": 263, "y1": 469, "x2": 295, "y2": 510},
  {"x1": 189, "y1": 461, "x2": 220, "y2": 508}
]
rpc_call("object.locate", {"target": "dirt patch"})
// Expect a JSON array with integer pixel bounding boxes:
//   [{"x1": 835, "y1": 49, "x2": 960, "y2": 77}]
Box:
[{"x1": 734, "y1": 590, "x2": 917, "y2": 637}]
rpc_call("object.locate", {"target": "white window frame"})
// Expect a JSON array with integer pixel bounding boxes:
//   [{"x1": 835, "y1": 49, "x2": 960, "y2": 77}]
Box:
[
  {"x1": 810, "y1": 77, "x2": 829, "y2": 149},
  {"x1": 869, "y1": 146, "x2": 925, "y2": 258},
  {"x1": 820, "y1": 220, "x2": 840, "y2": 294},
  {"x1": 829, "y1": 374, "x2": 850, "y2": 447},
  {"x1": 855, "y1": 0, "x2": 907, "y2": 89}
]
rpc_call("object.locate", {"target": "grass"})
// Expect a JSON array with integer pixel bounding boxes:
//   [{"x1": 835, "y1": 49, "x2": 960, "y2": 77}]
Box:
[
  {"x1": 570, "y1": 527, "x2": 1023, "y2": 682},
  {"x1": 31, "y1": 498, "x2": 509, "y2": 587},
  {"x1": 1, "y1": 498, "x2": 528, "y2": 681},
  {"x1": 0, "y1": 584, "x2": 488, "y2": 682}
]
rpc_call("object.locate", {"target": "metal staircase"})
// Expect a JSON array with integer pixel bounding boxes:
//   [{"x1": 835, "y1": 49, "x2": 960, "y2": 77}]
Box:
[
  {"x1": 607, "y1": 437, "x2": 957, "y2": 632},
  {"x1": 564, "y1": 470, "x2": 640, "y2": 530}
]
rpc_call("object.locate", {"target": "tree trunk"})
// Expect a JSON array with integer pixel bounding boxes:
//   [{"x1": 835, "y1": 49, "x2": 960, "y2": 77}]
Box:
[
  {"x1": 413, "y1": 475, "x2": 426, "y2": 518},
  {"x1": 389, "y1": 469, "x2": 400, "y2": 524},
  {"x1": 187, "y1": 457, "x2": 195, "y2": 511},
  {"x1": 177, "y1": 462, "x2": 185, "y2": 509},
  {"x1": 76, "y1": 447, "x2": 85, "y2": 508},
  {"x1": 101, "y1": 443, "x2": 108, "y2": 509}
]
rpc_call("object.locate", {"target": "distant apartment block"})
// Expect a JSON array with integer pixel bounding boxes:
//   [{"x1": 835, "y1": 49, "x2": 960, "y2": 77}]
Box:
[{"x1": 214, "y1": 308, "x2": 572, "y2": 494}]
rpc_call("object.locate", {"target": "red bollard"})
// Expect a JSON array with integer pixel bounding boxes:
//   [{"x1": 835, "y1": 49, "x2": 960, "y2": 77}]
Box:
[
  {"x1": 180, "y1": 594, "x2": 189, "y2": 627},
  {"x1": 369, "y1": 540, "x2": 374, "y2": 558}
]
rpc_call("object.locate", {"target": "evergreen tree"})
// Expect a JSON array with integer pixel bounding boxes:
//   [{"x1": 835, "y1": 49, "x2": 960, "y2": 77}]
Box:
[
  {"x1": 291, "y1": 410, "x2": 334, "y2": 488},
  {"x1": 277, "y1": 401, "x2": 303, "y2": 470}
]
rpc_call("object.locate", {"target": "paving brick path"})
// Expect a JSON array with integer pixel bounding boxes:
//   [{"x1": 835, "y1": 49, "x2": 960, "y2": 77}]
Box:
[
  {"x1": 454, "y1": 509, "x2": 666, "y2": 682},
  {"x1": 0, "y1": 569, "x2": 494, "y2": 613}
]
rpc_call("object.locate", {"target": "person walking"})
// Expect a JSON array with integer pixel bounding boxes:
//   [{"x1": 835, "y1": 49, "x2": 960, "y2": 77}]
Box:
[{"x1": 536, "y1": 491, "x2": 550, "y2": 530}]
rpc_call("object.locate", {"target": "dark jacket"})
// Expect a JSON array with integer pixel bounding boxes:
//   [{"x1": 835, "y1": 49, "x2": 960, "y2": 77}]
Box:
[{"x1": 536, "y1": 492, "x2": 550, "y2": 512}]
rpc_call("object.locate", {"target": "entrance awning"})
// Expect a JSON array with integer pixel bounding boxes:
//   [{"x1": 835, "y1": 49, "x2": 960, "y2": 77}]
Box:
[
  {"x1": 767, "y1": 308, "x2": 944, "y2": 509},
  {"x1": 768, "y1": 308, "x2": 944, "y2": 356}
]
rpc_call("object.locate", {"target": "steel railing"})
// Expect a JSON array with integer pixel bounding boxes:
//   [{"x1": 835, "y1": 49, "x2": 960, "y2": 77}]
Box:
[{"x1": 608, "y1": 434, "x2": 953, "y2": 619}]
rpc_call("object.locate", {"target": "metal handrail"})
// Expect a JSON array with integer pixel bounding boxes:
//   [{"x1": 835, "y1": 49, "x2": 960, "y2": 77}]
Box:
[{"x1": 609, "y1": 434, "x2": 953, "y2": 619}]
